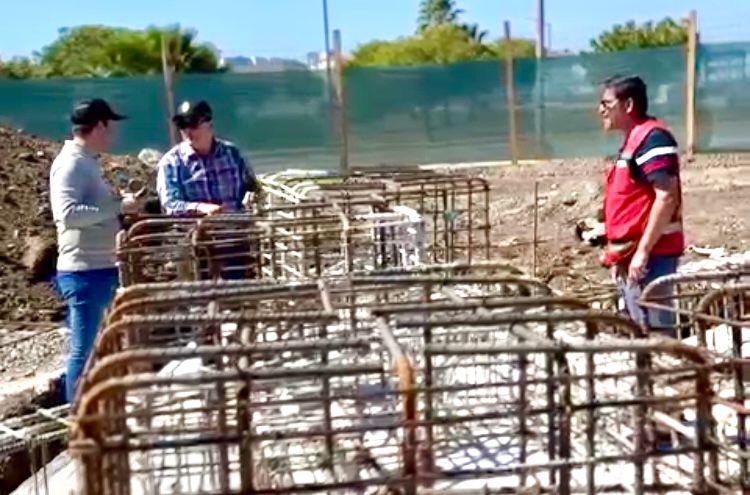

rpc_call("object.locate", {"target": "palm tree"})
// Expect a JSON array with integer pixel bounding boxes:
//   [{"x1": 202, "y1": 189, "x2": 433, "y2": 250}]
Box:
[
  {"x1": 461, "y1": 23, "x2": 488, "y2": 43},
  {"x1": 417, "y1": 0, "x2": 464, "y2": 32}
]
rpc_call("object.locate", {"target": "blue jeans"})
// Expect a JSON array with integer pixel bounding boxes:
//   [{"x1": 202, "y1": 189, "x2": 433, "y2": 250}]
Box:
[
  {"x1": 617, "y1": 255, "x2": 679, "y2": 331},
  {"x1": 56, "y1": 268, "x2": 119, "y2": 402}
]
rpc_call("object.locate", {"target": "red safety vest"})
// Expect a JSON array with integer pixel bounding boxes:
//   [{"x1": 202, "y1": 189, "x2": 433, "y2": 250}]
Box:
[{"x1": 602, "y1": 119, "x2": 684, "y2": 267}]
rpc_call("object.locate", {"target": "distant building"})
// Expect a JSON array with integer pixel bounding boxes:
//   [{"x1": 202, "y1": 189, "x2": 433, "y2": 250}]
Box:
[
  {"x1": 222, "y1": 56, "x2": 308, "y2": 73},
  {"x1": 546, "y1": 49, "x2": 575, "y2": 58},
  {"x1": 306, "y1": 51, "x2": 337, "y2": 71}
]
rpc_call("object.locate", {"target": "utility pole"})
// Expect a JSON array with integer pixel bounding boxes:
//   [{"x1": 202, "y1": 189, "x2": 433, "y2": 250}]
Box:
[
  {"x1": 534, "y1": 0, "x2": 546, "y2": 157},
  {"x1": 322, "y1": 0, "x2": 337, "y2": 168},
  {"x1": 333, "y1": 30, "x2": 349, "y2": 175},
  {"x1": 536, "y1": 0, "x2": 546, "y2": 59},
  {"x1": 685, "y1": 10, "x2": 698, "y2": 160},
  {"x1": 322, "y1": 0, "x2": 333, "y2": 97},
  {"x1": 504, "y1": 21, "x2": 519, "y2": 165},
  {"x1": 161, "y1": 34, "x2": 179, "y2": 146}
]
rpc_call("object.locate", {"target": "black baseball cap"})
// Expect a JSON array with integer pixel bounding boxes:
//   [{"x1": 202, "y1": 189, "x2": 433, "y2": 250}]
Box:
[
  {"x1": 70, "y1": 99, "x2": 126, "y2": 126},
  {"x1": 173, "y1": 100, "x2": 213, "y2": 129}
]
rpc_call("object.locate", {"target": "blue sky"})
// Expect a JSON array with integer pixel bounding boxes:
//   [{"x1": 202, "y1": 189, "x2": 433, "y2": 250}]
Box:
[{"x1": 1, "y1": 0, "x2": 747, "y2": 60}]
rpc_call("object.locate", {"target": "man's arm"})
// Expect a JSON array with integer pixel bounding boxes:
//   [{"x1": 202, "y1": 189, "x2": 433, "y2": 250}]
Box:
[
  {"x1": 628, "y1": 175, "x2": 680, "y2": 280},
  {"x1": 627, "y1": 128, "x2": 681, "y2": 281},
  {"x1": 245, "y1": 159, "x2": 259, "y2": 193},
  {"x1": 50, "y1": 161, "x2": 120, "y2": 229},
  {"x1": 227, "y1": 144, "x2": 261, "y2": 210},
  {"x1": 226, "y1": 144, "x2": 257, "y2": 195}
]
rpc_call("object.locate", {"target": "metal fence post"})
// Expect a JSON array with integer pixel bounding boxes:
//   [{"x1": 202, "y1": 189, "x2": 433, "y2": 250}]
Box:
[
  {"x1": 333, "y1": 29, "x2": 350, "y2": 175},
  {"x1": 504, "y1": 21, "x2": 520, "y2": 165},
  {"x1": 160, "y1": 34, "x2": 179, "y2": 147},
  {"x1": 685, "y1": 10, "x2": 698, "y2": 160}
]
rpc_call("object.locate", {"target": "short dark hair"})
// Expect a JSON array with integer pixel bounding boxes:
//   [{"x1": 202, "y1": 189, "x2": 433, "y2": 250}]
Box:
[
  {"x1": 72, "y1": 120, "x2": 107, "y2": 136},
  {"x1": 602, "y1": 75, "x2": 649, "y2": 116},
  {"x1": 72, "y1": 124, "x2": 95, "y2": 136}
]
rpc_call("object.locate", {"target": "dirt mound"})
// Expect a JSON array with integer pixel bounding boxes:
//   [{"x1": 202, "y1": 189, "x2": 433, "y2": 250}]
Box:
[
  {"x1": 0, "y1": 126, "x2": 154, "y2": 322},
  {"x1": 0, "y1": 128, "x2": 62, "y2": 321}
]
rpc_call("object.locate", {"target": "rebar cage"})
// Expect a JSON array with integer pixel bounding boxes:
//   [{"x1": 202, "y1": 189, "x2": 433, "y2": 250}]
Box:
[
  {"x1": 70, "y1": 272, "x2": 721, "y2": 495},
  {"x1": 116, "y1": 208, "x2": 425, "y2": 286},
  {"x1": 260, "y1": 169, "x2": 492, "y2": 264},
  {"x1": 640, "y1": 269, "x2": 750, "y2": 492},
  {"x1": 686, "y1": 283, "x2": 750, "y2": 491},
  {"x1": 55, "y1": 168, "x2": 750, "y2": 495},
  {"x1": 366, "y1": 294, "x2": 715, "y2": 494},
  {"x1": 639, "y1": 268, "x2": 750, "y2": 340}
]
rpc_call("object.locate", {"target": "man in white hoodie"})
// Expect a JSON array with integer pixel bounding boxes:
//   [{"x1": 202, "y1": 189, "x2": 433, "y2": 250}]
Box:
[{"x1": 50, "y1": 99, "x2": 140, "y2": 402}]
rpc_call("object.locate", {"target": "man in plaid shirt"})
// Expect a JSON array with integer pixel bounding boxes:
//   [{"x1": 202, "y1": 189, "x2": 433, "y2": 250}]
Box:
[
  {"x1": 156, "y1": 100, "x2": 256, "y2": 215},
  {"x1": 157, "y1": 100, "x2": 257, "y2": 279}
]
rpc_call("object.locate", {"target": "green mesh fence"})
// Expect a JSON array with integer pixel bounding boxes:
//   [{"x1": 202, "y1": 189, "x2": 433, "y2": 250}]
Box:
[
  {"x1": 0, "y1": 76, "x2": 169, "y2": 152},
  {"x1": 346, "y1": 45, "x2": 687, "y2": 166},
  {"x1": 0, "y1": 72, "x2": 337, "y2": 173},
  {"x1": 177, "y1": 72, "x2": 338, "y2": 170},
  {"x1": 696, "y1": 42, "x2": 750, "y2": 152},
  {"x1": 346, "y1": 61, "x2": 510, "y2": 166},
  {"x1": 0, "y1": 43, "x2": 745, "y2": 172},
  {"x1": 514, "y1": 45, "x2": 686, "y2": 160}
]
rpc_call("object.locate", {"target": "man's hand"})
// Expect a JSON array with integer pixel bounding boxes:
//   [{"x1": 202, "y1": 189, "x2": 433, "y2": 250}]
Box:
[
  {"x1": 628, "y1": 249, "x2": 649, "y2": 282},
  {"x1": 628, "y1": 175, "x2": 678, "y2": 282},
  {"x1": 120, "y1": 194, "x2": 144, "y2": 215},
  {"x1": 196, "y1": 203, "x2": 222, "y2": 216}
]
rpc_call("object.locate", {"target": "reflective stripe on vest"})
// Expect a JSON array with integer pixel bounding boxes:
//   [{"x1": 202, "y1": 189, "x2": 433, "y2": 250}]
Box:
[{"x1": 635, "y1": 146, "x2": 679, "y2": 165}]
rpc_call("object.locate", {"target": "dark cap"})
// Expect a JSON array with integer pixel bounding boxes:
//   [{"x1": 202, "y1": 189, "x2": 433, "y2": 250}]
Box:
[
  {"x1": 70, "y1": 99, "x2": 126, "y2": 126},
  {"x1": 173, "y1": 100, "x2": 213, "y2": 129}
]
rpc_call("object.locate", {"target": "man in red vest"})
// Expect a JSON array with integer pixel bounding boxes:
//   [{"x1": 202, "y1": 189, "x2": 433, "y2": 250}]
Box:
[{"x1": 598, "y1": 75, "x2": 684, "y2": 332}]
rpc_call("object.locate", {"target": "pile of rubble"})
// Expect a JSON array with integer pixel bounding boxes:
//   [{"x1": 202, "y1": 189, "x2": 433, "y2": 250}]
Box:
[{"x1": 0, "y1": 127, "x2": 157, "y2": 322}]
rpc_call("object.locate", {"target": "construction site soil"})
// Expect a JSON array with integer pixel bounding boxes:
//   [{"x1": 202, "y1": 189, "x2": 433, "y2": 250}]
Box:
[
  {"x1": 0, "y1": 126, "x2": 155, "y2": 323},
  {"x1": 0, "y1": 126, "x2": 748, "y2": 422},
  {"x1": 0, "y1": 125, "x2": 748, "y2": 493}
]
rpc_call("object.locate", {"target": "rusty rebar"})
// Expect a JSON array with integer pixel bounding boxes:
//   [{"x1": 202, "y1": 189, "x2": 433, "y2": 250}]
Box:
[{"x1": 69, "y1": 260, "x2": 734, "y2": 494}]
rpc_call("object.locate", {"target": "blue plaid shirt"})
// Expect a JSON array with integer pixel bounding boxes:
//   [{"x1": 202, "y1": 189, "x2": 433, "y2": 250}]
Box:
[{"x1": 156, "y1": 139, "x2": 254, "y2": 214}]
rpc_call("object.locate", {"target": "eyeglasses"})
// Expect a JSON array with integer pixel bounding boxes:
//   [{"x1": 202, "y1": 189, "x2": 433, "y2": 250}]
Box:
[{"x1": 599, "y1": 98, "x2": 619, "y2": 110}]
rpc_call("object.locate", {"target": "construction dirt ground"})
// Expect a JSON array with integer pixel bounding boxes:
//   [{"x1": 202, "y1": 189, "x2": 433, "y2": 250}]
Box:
[{"x1": 0, "y1": 125, "x2": 748, "y2": 491}]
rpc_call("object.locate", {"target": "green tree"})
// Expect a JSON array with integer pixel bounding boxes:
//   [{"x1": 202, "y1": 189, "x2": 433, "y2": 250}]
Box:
[
  {"x1": 150, "y1": 26, "x2": 222, "y2": 74},
  {"x1": 0, "y1": 57, "x2": 49, "y2": 79},
  {"x1": 349, "y1": 25, "x2": 491, "y2": 67},
  {"x1": 417, "y1": 0, "x2": 486, "y2": 42},
  {"x1": 418, "y1": 0, "x2": 463, "y2": 32},
  {"x1": 462, "y1": 23, "x2": 488, "y2": 43},
  {"x1": 492, "y1": 38, "x2": 536, "y2": 59},
  {"x1": 39, "y1": 26, "x2": 122, "y2": 77},
  {"x1": 590, "y1": 18, "x2": 688, "y2": 52},
  {"x1": 0, "y1": 25, "x2": 222, "y2": 78},
  {"x1": 349, "y1": 25, "x2": 534, "y2": 67}
]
